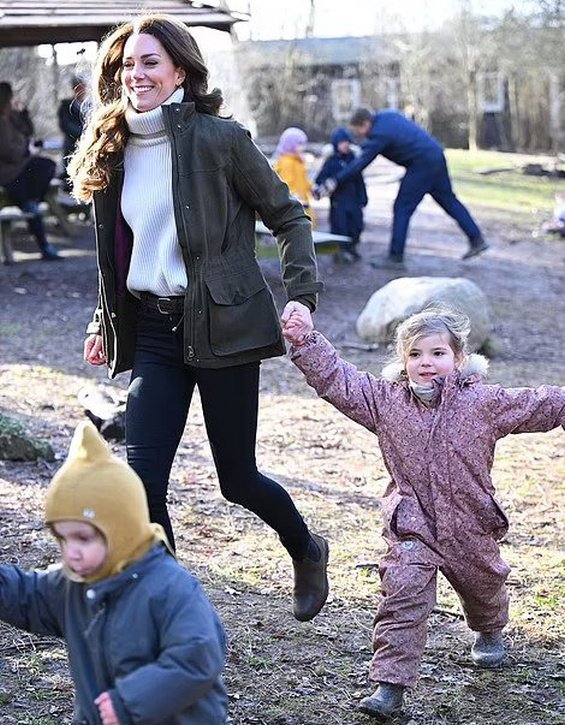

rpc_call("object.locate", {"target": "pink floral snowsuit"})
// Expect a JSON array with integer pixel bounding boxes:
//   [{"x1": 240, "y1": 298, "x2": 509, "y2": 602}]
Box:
[{"x1": 291, "y1": 332, "x2": 565, "y2": 688}]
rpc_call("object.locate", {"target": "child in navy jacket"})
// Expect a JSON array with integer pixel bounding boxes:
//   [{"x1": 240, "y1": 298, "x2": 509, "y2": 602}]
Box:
[
  {"x1": 0, "y1": 422, "x2": 227, "y2": 725},
  {"x1": 314, "y1": 127, "x2": 368, "y2": 261}
]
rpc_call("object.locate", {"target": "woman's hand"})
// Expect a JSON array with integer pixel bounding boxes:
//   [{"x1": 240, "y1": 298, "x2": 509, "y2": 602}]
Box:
[
  {"x1": 84, "y1": 334, "x2": 107, "y2": 366},
  {"x1": 94, "y1": 692, "x2": 120, "y2": 725},
  {"x1": 281, "y1": 301, "x2": 313, "y2": 346}
]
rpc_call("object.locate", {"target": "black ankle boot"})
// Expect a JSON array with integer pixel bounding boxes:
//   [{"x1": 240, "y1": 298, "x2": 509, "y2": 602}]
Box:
[
  {"x1": 471, "y1": 630, "x2": 505, "y2": 667},
  {"x1": 462, "y1": 235, "x2": 489, "y2": 259},
  {"x1": 41, "y1": 243, "x2": 62, "y2": 261},
  {"x1": 292, "y1": 533, "x2": 329, "y2": 622},
  {"x1": 358, "y1": 683, "x2": 405, "y2": 720}
]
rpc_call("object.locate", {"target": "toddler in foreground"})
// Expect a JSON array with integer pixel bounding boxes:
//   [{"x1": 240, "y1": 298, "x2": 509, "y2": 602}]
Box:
[
  {"x1": 283, "y1": 306, "x2": 565, "y2": 720},
  {"x1": 0, "y1": 422, "x2": 227, "y2": 724}
]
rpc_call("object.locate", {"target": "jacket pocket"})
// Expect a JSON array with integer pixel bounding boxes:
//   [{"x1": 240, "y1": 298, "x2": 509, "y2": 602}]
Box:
[
  {"x1": 382, "y1": 491, "x2": 436, "y2": 545},
  {"x1": 205, "y1": 265, "x2": 282, "y2": 355},
  {"x1": 482, "y1": 495, "x2": 509, "y2": 539}
]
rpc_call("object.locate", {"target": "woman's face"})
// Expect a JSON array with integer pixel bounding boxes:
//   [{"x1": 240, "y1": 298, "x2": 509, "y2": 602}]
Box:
[{"x1": 121, "y1": 33, "x2": 186, "y2": 112}]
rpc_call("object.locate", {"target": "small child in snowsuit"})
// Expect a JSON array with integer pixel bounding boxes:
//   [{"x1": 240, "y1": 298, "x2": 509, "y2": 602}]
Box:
[
  {"x1": 282, "y1": 305, "x2": 565, "y2": 720},
  {"x1": 0, "y1": 422, "x2": 227, "y2": 725},
  {"x1": 314, "y1": 127, "x2": 368, "y2": 262},
  {"x1": 273, "y1": 126, "x2": 315, "y2": 225}
]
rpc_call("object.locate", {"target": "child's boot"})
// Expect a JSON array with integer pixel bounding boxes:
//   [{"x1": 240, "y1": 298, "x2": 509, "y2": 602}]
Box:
[
  {"x1": 471, "y1": 630, "x2": 505, "y2": 667},
  {"x1": 358, "y1": 683, "x2": 405, "y2": 720}
]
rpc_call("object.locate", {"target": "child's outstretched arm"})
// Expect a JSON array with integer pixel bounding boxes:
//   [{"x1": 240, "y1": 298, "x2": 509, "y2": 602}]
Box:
[
  {"x1": 489, "y1": 384, "x2": 565, "y2": 438},
  {"x1": 287, "y1": 330, "x2": 387, "y2": 432},
  {"x1": 0, "y1": 564, "x2": 64, "y2": 637}
]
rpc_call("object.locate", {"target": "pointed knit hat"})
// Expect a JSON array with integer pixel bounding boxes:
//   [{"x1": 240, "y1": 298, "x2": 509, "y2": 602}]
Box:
[{"x1": 45, "y1": 421, "x2": 172, "y2": 582}]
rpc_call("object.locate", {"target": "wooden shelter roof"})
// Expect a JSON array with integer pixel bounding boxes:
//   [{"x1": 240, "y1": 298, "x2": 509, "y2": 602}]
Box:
[{"x1": 0, "y1": 1, "x2": 246, "y2": 47}]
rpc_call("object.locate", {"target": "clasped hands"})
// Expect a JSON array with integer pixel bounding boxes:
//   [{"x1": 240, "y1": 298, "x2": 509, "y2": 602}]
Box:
[
  {"x1": 281, "y1": 300, "x2": 313, "y2": 347},
  {"x1": 312, "y1": 177, "x2": 337, "y2": 200}
]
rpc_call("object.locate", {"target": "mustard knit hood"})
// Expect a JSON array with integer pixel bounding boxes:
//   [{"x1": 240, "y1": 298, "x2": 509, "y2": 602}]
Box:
[{"x1": 45, "y1": 422, "x2": 172, "y2": 583}]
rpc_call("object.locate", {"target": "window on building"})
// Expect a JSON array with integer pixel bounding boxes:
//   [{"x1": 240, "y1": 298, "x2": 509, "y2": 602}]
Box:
[
  {"x1": 331, "y1": 79, "x2": 361, "y2": 122},
  {"x1": 479, "y1": 72, "x2": 505, "y2": 113}
]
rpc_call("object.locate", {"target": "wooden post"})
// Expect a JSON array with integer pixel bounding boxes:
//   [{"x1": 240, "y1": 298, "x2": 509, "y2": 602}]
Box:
[{"x1": 51, "y1": 44, "x2": 60, "y2": 104}]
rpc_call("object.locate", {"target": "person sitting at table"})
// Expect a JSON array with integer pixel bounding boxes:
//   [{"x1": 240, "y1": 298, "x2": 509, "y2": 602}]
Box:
[{"x1": 0, "y1": 81, "x2": 62, "y2": 260}]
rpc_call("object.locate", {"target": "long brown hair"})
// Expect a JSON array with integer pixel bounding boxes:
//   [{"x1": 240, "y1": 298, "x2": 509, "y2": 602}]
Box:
[
  {"x1": 0, "y1": 81, "x2": 13, "y2": 116},
  {"x1": 69, "y1": 13, "x2": 224, "y2": 201}
]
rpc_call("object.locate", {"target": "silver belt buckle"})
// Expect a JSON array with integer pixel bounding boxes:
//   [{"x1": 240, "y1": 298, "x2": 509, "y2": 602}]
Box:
[{"x1": 156, "y1": 297, "x2": 170, "y2": 314}]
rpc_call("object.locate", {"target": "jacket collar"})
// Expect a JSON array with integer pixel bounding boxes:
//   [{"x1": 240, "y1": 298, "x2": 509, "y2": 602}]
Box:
[
  {"x1": 162, "y1": 99, "x2": 197, "y2": 129},
  {"x1": 80, "y1": 543, "x2": 168, "y2": 602}
]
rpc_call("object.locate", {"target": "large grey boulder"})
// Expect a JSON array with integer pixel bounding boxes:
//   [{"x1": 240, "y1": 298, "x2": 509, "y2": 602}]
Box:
[
  {"x1": 0, "y1": 413, "x2": 55, "y2": 461},
  {"x1": 356, "y1": 277, "x2": 492, "y2": 352}
]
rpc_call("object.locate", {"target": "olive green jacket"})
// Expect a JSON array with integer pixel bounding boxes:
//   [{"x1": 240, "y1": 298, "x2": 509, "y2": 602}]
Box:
[{"x1": 87, "y1": 102, "x2": 322, "y2": 377}]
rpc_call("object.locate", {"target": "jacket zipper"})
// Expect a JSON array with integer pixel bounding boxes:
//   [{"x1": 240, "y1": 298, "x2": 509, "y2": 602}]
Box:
[{"x1": 165, "y1": 106, "x2": 197, "y2": 363}]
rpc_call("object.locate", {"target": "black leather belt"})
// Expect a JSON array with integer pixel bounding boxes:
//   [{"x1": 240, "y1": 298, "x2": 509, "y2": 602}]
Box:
[{"x1": 140, "y1": 293, "x2": 184, "y2": 314}]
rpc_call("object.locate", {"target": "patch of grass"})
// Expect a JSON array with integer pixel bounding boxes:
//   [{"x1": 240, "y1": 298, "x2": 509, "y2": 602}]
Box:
[
  {"x1": 0, "y1": 323, "x2": 21, "y2": 336},
  {"x1": 445, "y1": 148, "x2": 564, "y2": 216}
]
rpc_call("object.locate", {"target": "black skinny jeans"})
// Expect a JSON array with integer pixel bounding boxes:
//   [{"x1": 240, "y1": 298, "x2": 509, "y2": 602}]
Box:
[{"x1": 126, "y1": 304, "x2": 311, "y2": 558}]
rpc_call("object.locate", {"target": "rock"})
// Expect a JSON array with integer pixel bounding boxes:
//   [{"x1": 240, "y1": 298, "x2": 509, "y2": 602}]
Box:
[
  {"x1": 356, "y1": 276, "x2": 492, "y2": 352},
  {"x1": 0, "y1": 413, "x2": 55, "y2": 461},
  {"x1": 77, "y1": 385, "x2": 126, "y2": 443}
]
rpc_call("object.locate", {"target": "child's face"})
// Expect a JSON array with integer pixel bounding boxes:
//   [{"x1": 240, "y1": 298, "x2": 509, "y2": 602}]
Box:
[
  {"x1": 405, "y1": 332, "x2": 460, "y2": 386},
  {"x1": 337, "y1": 140, "x2": 350, "y2": 154},
  {"x1": 295, "y1": 143, "x2": 306, "y2": 154},
  {"x1": 52, "y1": 521, "x2": 108, "y2": 579}
]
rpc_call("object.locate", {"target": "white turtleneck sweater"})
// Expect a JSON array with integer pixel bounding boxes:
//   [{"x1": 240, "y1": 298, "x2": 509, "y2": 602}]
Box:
[{"x1": 122, "y1": 88, "x2": 187, "y2": 297}]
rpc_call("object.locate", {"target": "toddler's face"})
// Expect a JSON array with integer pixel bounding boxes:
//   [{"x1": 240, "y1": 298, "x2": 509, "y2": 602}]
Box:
[
  {"x1": 52, "y1": 521, "x2": 108, "y2": 579},
  {"x1": 337, "y1": 140, "x2": 350, "y2": 154},
  {"x1": 405, "y1": 332, "x2": 460, "y2": 386}
]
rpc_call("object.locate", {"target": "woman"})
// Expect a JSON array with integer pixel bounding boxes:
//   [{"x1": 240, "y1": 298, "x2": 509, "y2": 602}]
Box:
[
  {"x1": 69, "y1": 13, "x2": 328, "y2": 622},
  {"x1": 0, "y1": 81, "x2": 61, "y2": 260}
]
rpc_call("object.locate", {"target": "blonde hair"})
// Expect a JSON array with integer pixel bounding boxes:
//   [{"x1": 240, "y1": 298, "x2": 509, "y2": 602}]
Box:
[
  {"x1": 393, "y1": 305, "x2": 470, "y2": 366},
  {"x1": 68, "y1": 13, "x2": 223, "y2": 201}
]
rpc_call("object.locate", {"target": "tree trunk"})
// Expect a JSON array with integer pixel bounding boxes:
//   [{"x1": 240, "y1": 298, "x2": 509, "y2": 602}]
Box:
[{"x1": 467, "y1": 68, "x2": 478, "y2": 151}]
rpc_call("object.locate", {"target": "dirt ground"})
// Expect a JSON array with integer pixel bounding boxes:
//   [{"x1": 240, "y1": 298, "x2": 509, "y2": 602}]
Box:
[{"x1": 0, "y1": 165, "x2": 564, "y2": 725}]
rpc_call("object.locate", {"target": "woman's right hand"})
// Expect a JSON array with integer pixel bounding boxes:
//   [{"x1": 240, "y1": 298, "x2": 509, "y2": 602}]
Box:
[{"x1": 84, "y1": 334, "x2": 107, "y2": 366}]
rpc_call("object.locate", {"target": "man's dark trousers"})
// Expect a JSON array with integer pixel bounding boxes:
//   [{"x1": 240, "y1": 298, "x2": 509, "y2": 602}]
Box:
[{"x1": 390, "y1": 154, "x2": 481, "y2": 259}]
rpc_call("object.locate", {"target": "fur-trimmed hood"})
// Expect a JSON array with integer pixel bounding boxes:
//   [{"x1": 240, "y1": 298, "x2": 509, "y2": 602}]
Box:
[{"x1": 381, "y1": 353, "x2": 489, "y2": 384}]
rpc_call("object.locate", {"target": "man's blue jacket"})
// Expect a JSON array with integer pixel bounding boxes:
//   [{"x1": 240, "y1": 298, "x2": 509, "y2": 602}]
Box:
[{"x1": 334, "y1": 110, "x2": 444, "y2": 184}]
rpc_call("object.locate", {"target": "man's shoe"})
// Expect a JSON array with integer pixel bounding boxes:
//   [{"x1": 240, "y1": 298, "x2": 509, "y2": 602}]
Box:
[
  {"x1": 358, "y1": 683, "x2": 405, "y2": 720},
  {"x1": 345, "y1": 247, "x2": 362, "y2": 261},
  {"x1": 471, "y1": 631, "x2": 505, "y2": 667},
  {"x1": 333, "y1": 251, "x2": 353, "y2": 264},
  {"x1": 462, "y1": 236, "x2": 489, "y2": 260},
  {"x1": 292, "y1": 533, "x2": 329, "y2": 621},
  {"x1": 41, "y1": 243, "x2": 63, "y2": 261},
  {"x1": 370, "y1": 253, "x2": 405, "y2": 270}
]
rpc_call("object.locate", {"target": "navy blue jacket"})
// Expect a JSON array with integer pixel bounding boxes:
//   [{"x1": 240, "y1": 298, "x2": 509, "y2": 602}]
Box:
[
  {"x1": 0, "y1": 545, "x2": 227, "y2": 724},
  {"x1": 316, "y1": 151, "x2": 368, "y2": 208},
  {"x1": 334, "y1": 110, "x2": 444, "y2": 185}
]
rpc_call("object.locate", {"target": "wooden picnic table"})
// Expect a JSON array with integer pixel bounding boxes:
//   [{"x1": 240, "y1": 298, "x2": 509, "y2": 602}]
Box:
[{"x1": 0, "y1": 179, "x2": 89, "y2": 264}]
